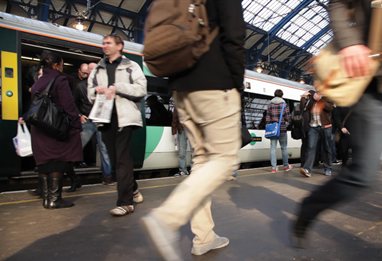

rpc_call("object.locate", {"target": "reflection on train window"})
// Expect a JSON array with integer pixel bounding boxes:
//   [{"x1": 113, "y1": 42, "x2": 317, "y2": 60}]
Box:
[
  {"x1": 242, "y1": 93, "x2": 295, "y2": 130},
  {"x1": 145, "y1": 94, "x2": 173, "y2": 126}
]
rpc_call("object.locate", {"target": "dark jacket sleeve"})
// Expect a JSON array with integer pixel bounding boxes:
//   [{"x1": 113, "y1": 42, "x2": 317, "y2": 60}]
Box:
[
  {"x1": 216, "y1": 0, "x2": 246, "y2": 88},
  {"x1": 328, "y1": 0, "x2": 365, "y2": 49},
  {"x1": 54, "y1": 75, "x2": 81, "y2": 129}
]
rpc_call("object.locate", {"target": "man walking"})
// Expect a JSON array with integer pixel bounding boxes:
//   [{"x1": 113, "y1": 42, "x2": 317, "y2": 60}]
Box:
[
  {"x1": 88, "y1": 34, "x2": 147, "y2": 216},
  {"x1": 293, "y1": 0, "x2": 382, "y2": 247},
  {"x1": 142, "y1": 1, "x2": 245, "y2": 259}
]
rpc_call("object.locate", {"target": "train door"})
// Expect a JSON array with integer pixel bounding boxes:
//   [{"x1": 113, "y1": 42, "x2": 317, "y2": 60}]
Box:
[{"x1": 0, "y1": 27, "x2": 20, "y2": 178}]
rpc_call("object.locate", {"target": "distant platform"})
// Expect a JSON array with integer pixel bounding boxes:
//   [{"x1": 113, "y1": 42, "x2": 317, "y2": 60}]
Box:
[{"x1": 0, "y1": 166, "x2": 381, "y2": 260}]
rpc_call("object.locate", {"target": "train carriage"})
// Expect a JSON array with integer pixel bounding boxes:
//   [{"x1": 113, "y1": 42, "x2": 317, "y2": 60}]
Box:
[{"x1": 0, "y1": 12, "x2": 312, "y2": 178}]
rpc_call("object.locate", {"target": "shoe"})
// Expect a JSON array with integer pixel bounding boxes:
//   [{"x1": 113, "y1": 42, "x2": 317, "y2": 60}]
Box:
[
  {"x1": 299, "y1": 168, "x2": 311, "y2": 178},
  {"x1": 291, "y1": 219, "x2": 310, "y2": 249},
  {"x1": 133, "y1": 190, "x2": 144, "y2": 203},
  {"x1": 271, "y1": 167, "x2": 278, "y2": 173},
  {"x1": 324, "y1": 169, "x2": 332, "y2": 176},
  {"x1": 110, "y1": 205, "x2": 134, "y2": 216},
  {"x1": 142, "y1": 213, "x2": 181, "y2": 261},
  {"x1": 102, "y1": 176, "x2": 116, "y2": 185},
  {"x1": 283, "y1": 164, "x2": 293, "y2": 171},
  {"x1": 191, "y1": 236, "x2": 229, "y2": 256},
  {"x1": 174, "y1": 171, "x2": 188, "y2": 177},
  {"x1": 332, "y1": 160, "x2": 341, "y2": 165}
]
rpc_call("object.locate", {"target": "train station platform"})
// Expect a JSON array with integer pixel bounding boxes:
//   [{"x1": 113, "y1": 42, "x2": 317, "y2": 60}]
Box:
[{"x1": 1, "y1": 165, "x2": 381, "y2": 261}]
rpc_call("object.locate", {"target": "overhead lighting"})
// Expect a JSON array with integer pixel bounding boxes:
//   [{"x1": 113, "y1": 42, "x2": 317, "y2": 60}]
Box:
[
  {"x1": 72, "y1": 16, "x2": 87, "y2": 31},
  {"x1": 255, "y1": 61, "x2": 263, "y2": 73}
]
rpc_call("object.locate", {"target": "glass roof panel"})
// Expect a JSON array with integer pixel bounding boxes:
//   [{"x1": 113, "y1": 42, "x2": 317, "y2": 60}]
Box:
[
  {"x1": 276, "y1": 1, "x2": 329, "y2": 48},
  {"x1": 242, "y1": 0, "x2": 332, "y2": 54},
  {"x1": 242, "y1": 0, "x2": 300, "y2": 32}
]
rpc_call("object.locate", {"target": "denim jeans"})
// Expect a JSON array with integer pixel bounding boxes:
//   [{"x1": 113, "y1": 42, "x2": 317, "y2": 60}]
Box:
[
  {"x1": 81, "y1": 120, "x2": 111, "y2": 178},
  {"x1": 270, "y1": 132, "x2": 289, "y2": 168},
  {"x1": 177, "y1": 130, "x2": 189, "y2": 174},
  {"x1": 303, "y1": 126, "x2": 332, "y2": 172},
  {"x1": 297, "y1": 92, "x2": 382, "y2": 226}
]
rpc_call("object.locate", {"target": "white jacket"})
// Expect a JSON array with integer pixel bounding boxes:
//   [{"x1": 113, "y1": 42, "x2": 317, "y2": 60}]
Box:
[{"x1": 88, "y1": 56, "x2": 147, "y2": 128}]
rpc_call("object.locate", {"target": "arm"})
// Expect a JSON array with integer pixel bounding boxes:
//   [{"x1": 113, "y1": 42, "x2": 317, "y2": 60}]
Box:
[
  {"x1": 216, "y1": 0, "x2": 245, "y2": 88},
  {"x1": 329, "y1": 0, "x2": 372, "y2": 77},
  {"x1": 114, "y1": 62, "x2": 147, "y2": 101},
  {"x1": 87, "y1": 69, "x2": 97, "y2": 103}
]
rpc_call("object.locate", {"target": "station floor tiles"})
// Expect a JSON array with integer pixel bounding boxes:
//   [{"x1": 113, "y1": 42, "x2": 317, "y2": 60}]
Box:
[{"x1": 0, "y1": 166, "x2": 381, "y2": 261}]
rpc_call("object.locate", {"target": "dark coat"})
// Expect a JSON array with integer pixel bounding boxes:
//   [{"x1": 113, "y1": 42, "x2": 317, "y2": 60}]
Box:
[
  {"x1": 30, "y1": 68, "x2": 82, "y2": 165},
  {"x1": 169, "y1": 0, "x2": 245, "y2": 91}
]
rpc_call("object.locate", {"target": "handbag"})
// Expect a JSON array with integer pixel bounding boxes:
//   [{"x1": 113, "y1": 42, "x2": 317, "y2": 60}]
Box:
[
  {"x1": 265, "y1": 103, "x2": 285, "y2": 139},
  {"x1": 24, "y1": 75, "x2": 70, "y2": 141},
  {"x1": 314, "y1": 4, "x2": 382, "y2": 106},
  {"x1": 13, "y1": 122, "x2": 33, "y2": 157}
]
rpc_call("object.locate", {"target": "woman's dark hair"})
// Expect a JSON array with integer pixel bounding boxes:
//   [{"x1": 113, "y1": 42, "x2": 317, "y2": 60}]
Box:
[
  {"x1": 274, "y1": 89, "x2": 283, "y2": 98},
  {"x1": 39, "y1": 50, "x2": 63, "y2": 69}
]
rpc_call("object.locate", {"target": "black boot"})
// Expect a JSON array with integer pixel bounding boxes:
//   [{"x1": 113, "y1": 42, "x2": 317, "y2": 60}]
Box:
[
  {"x1": 39, "y1": 174, "x2": 49, "y2": 209},
  {"x1": 48, "y1": 176, "x2": 74, "y2": 209},
  {"x1": 66, "y1": 174, "x2": 82, "y2": 192}
]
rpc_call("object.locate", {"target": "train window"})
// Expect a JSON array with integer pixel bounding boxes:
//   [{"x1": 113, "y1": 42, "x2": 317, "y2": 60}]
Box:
[
  {"x1": 145, "y1": 94, "x2": 173, "y2": 126},
  {"x1": 242, "y1": 92, "x2": 297, "y2": 130}
]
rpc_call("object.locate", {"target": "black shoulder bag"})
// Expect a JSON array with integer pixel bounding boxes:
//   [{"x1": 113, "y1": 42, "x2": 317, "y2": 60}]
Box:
[{"x1": 24, "y1": 75, "x2": 70, "y2": 141}]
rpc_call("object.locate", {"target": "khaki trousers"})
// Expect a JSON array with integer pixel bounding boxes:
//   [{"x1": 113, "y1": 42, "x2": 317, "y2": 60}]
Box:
[{"x1": 154, "y1": 89, "x2": 241, "y2": 245}]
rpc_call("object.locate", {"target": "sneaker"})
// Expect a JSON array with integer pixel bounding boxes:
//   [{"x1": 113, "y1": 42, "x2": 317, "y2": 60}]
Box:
[
  {"x1": 110, "y1": 205, "x2": 134, "y2": 216},
  {"x1": 102, "y1": 176, "x2": 116, "y2": 185},
  {"x1": 191, "y1": 236, "x2": 229, "y2": 256},
  {"x1": 299, "y1": 168, "x2": 311, "y2": 178},
  {"x1": 174, "y1": 171, "x2": 188, "y2": 177},
  {"x1": 283, "y1": 164, "x2": 293, "y2": 171},
  {"x1": 133, "y1": 190, "x2": 144, "y2": 203},
  {"x1": 324, "y1": 169, "x2": 332, "y2": 176},
  {"x1": 142, "y1": 213, "x2": 181, "y2": 261},
  {"x1": 271, "y1": 167, "x2": 278, "y2": 173},
  {"x1": 332, "y1": 160, "x2": 341, "y2": 165}
]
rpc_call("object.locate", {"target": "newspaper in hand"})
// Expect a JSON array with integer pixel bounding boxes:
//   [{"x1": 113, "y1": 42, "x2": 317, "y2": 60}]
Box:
[{"x1": 88, "y1": 94, "x2": 114, "y2": 123}]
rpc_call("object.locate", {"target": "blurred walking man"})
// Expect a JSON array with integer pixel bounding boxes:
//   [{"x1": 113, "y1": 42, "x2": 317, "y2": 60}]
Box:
[
  {"x1": 293, "y1": 0, "x2": 382, "y2": 247},
  {"x1": 142, "y1": 1, "x2": 245, "y2": 259}
]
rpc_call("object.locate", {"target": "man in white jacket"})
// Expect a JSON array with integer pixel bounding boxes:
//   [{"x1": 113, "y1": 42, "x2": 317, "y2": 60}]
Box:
[{"x1": 88, "y1": 34, "x2": 147, "y2": 216}]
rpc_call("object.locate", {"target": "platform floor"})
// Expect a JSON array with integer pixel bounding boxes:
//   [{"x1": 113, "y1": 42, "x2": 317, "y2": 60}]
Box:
[{"x1": 1, "y1": 166, "x2": 381, "y2": 261}]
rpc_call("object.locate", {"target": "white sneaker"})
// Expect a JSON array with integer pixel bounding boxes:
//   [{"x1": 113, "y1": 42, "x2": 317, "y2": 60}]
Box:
[
  {"x1": 133, "y1": 190, "x2": 144, "y2": 203},
  {"x1": 191, "y1": 236, "x2": 229, "y2": 256},
  {"x1": 142, "y1": 213, "x2": 181, "y2": 261}
]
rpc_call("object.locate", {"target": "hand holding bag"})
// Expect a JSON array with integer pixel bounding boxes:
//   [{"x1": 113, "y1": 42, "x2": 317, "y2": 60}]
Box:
[
  {"x1": 24, "y1": 75, "x2": 70, "y2": 141},
  {"x1": 265, "y1": 103, "x2": 285, "y2": 139},
  {"x1": 314, "y1": 2, "x2": 382, "y2": 106},
  {"x1": 13, "y1": 122, "x2": 33, "y2": 157}
]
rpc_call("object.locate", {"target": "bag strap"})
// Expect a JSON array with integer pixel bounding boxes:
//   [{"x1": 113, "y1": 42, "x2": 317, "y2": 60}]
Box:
[
  {"x1": 278, "y1": 103, "x2": 286, "y2": 126},
  {"x1": 370, "y1": 1, "x2": 382, "y2": 54},
  {"x1": 41, "y1": 75, "x2": 59, "y2": 96}
]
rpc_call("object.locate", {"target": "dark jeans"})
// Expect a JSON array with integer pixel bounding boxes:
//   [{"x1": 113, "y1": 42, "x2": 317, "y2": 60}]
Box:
[
  {"x1": 101, "y1": 113, "x2": 138, "y2": 206},
  {"x1": 297, "y1": 93, "x2": 382, "y2": 226},
  {"x1": 302, "y1": 126, "x2": 332, "y2": 172}
]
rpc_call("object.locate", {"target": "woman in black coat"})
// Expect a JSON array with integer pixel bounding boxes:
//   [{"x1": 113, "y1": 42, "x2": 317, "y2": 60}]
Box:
[{"x1": 26, "y1": 51, "x2": 82, "y2": 209}]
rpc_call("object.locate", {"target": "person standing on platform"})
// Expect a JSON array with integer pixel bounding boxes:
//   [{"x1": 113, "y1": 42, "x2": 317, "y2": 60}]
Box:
[
  {"x1": 172, "y1": 107, "x2": 189, "y2": 176},
  {"x1": 88, "y1": 34, "x2": 147, "y2": 216},
  {"x1": 142, "y1": 1, "x2": 245, "y2": 259},
  {"x1": 293, "y1": 0, "x2": 382, "y2": 248},
  {"x1": 299, "y1": 90, "x2": 334, "y2": 177},
  {"x1": 73, "y1": 62, "x2": 113, "y2": 185},
  {"x1": 26, "y1": 50, "x2": 82, "y2": 209},
  {"x1": 265, "y1": 89, "x2": 292, "y2": 173}
]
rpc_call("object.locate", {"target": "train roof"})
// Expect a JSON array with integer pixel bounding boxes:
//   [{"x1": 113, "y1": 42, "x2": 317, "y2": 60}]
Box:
[{"x1": 0, "y1": 11, "x2": 143, "y2": 55}]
